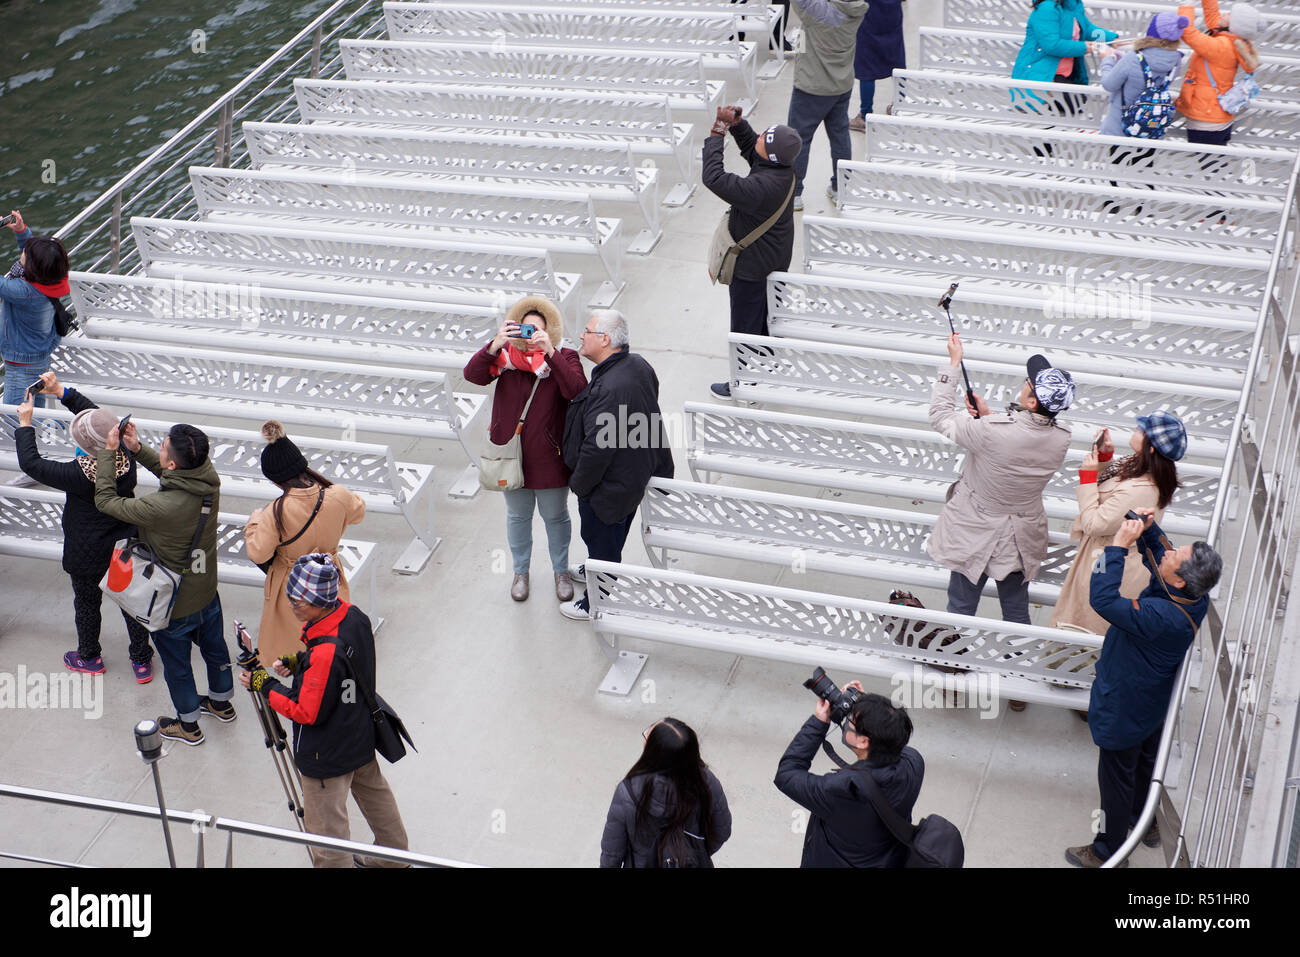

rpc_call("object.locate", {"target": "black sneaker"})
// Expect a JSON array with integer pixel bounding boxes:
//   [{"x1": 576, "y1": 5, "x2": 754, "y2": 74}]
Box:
[
  {"x1": 709, "y1": 382, "x2": 732, "y2": 399},
  {"x1": 158, "y1": 716, "x2": 204, "y2": 746},
  {"x1": 199, "y1": 696, "x2": 236, "y2": 723}
]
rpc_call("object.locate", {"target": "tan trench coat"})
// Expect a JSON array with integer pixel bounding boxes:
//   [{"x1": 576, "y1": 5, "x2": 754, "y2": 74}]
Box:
[
  {"x1": 1049, "y1": 472, "x2": 1163, "y2": 635},
  {"x1": 926, "y1": 366, "x2": 1072, "y2": 584},
  {"x1": 244, "y1": 483, "x2": 366, "y2": 662}
]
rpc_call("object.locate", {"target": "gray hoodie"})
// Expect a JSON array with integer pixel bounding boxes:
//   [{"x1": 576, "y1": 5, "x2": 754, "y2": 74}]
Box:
[{"x1": 793, "y1": 0, "x2": 870, "y2": 96}]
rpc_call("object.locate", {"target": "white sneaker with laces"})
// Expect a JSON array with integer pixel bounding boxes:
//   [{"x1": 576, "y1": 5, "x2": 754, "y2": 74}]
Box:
[
  {"x1": 568, "y1": 563, "x2": 586, "y2": 584},
  {"x1": 559, "y1": 599, "x2": 591, "y2": 621}
]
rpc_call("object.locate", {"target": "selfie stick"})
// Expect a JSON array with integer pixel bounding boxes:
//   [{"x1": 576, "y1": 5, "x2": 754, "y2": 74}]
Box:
[{"x1": 937, "y1": 283, "x2": 979, "y2": 419}]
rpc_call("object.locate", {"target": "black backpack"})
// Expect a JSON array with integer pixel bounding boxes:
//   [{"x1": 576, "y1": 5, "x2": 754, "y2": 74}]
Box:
[{"x1": 45, "y1": 296, "x2": 75, "y2": 337}]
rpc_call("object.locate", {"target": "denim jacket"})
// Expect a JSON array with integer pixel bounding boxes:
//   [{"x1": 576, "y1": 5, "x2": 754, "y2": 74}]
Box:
[{"x1": 0, "y1": 228, "x2": 59, "y2": 363}]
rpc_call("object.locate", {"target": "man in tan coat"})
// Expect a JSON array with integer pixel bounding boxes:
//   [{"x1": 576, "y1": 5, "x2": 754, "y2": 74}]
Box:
[{"x1": 928, "y1": 335, "x2": 1074, "y2": 643}]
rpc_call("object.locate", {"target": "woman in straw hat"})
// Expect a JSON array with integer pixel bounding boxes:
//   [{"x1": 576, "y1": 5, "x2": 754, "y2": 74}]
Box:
[
  {"x1": 463, "y1": 295, "x2": 587, "y2": 602},
  {"x1": 14, "y1": 371, "x2": 153, "y2": 681}
]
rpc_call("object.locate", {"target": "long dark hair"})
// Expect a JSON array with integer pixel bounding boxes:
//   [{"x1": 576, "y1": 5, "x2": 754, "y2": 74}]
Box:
[
  {"x1": 271, "y1": 467, "x2": 334, "y2": 538},
  {"x1": 1116, "y1": 434, "x2": 1181, "y2": 509},
  {"x1": 625, "y1": 718, "x2": 715, "y2": 860}
]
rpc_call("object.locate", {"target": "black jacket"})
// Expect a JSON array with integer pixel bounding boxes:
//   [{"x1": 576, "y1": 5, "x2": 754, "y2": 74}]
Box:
[
  {"x1": 15, "y1": 387, "x2": 139, "y2": 579},
  {"x1": 562, "y1": 348, "x2": 674, "y2": 524},
  {"x1": 701, "y1": 120, "x2": 796, "y2": 283},
  {"x1": 774, "y1": 716, "x2": 925, "y2": 868},
  {"x1": 599, "y1": 769, "x2": 733, "y2": 868},
  {"x1": 260, "y1": 602, "x2": 378, "y2": 779}
]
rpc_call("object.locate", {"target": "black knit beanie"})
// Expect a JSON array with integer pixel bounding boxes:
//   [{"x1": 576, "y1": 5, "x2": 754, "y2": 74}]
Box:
[{"x1": 260, "y1": 420, "x2": 309, "y2": 484}]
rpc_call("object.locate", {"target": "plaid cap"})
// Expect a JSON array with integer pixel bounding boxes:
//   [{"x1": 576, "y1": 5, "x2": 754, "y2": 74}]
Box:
[
  {"x1": 285, "y1": 553, "x2": 340, "y2": 607},
  {"x1": 1136, "y1": 410, "x2": 1188, "y2": 462}
]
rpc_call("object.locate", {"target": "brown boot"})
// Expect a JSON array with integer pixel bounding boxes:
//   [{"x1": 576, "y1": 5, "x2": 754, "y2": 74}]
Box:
[{"x1": 510, "y1": 573, "x2": 529, "y2": 601}]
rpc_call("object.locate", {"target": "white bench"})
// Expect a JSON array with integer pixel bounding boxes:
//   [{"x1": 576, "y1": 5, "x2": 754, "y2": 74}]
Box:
[
  {"x1": 69, "y1": 272, "x2": 498, "y2": 375},
  {"x1": 0, "y1": 486, "x2": 381, "y2": 625},
  {"x1": 681, "y1": 402, "x2": 1223, "y2": 538},
  {"x1": 129, "y1": 216, "x2": 583, "y2": 331},
  {"x1": 381, "y1": 2, "x2": 759, "y2": 101},
  {"x1": 292, "y1": 78, "x2": 696, "y2": 194},
  {"x1": 243, "y1": 122, "x2": 665, "y2": 243},
  {"x1": 766, "y1": 272, "x2": 1255, "y2": 388},
  {"x1": 585, "y1": 560, "x2": 1097, "y2": 707},
  {"x1": 50, "y1": 339, "x2": 484, "y2": 463},
  {"x1": 836, "y1": 160, "x2": 1284, "y2": 253},
  {"x1": 339, "y1": 40, "x2": 728, "y2": 116},
  {"x1": 944, "y1": 0, "x2": 1300, "y2": 60},
  {"x1": 724, "y1": 332, "x2": 1240, "y2": 460},
  {"x1": 902, "y1": 45, "x2": 1300, "y2": 146},
  {"x1": 860, "y1": 113, "x2": 1299, "y2": 199},
  {"x1": 641, "y1": 477, "x2": 1073, "y2": 604},
  {"x1": 1, "y1": 405, "x2": 441, "y2": 575},
  {"x1": 802, "y1": 213, "x2": 1273, "y2": 312},
  {"x1": 187, "y1": 165, "x2": 625, "y2": 305}
]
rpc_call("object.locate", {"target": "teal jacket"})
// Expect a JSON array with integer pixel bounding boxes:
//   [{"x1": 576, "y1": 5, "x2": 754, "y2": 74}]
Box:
[{"x1": 1011, "y1": 0, "x2": 1117, "y2": 86}]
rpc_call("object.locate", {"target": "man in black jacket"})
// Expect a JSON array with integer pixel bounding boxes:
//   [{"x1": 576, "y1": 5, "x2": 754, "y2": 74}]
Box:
[
  {"x1": 702, "y1": 107, "x2": 800, "y2": 399},
  {"x1": 240, "y1": 554, "x2": 409, "y2": 867},
  {"x1": 775, "y1": 683, "x2": 925, "y2": 867},
  {"x1": 560, "y1": 310, "x2": 674, "y2": 621}
]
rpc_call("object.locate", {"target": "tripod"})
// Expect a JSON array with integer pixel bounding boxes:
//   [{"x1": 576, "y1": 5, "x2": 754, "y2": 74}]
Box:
[{"x1": 233, "y1": 622, "x2": 314, "y2": 865}]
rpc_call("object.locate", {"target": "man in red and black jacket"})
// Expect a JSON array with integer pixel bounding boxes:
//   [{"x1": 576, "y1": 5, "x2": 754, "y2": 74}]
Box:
[{"x1": 240, "y1": 553, "x2": 409, "y2": 867}]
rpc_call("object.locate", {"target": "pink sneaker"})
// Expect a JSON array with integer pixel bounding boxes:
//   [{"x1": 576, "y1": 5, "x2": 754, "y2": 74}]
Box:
[
  {"x1": 63, "y1": 651, "x2": 105, "y2": 675},
  {"x1": 132, "y1": 660, "x2": 153, "y2": 684}
]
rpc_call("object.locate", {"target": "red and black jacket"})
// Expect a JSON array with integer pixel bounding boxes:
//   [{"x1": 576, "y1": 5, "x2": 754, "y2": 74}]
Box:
[{"x1": 258, "y1": 601, "x2": 378, "y2": 779}]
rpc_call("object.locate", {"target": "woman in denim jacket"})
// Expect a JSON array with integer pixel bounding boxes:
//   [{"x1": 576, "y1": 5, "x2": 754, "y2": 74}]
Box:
[{"x1": 1, "y1": 210, "x2": 66, "y2": 407}]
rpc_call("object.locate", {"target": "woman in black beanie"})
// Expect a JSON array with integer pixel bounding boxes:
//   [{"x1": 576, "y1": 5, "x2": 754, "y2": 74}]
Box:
[{"x1": 243, "y1": 421, "x2": 366, "y2": 662}]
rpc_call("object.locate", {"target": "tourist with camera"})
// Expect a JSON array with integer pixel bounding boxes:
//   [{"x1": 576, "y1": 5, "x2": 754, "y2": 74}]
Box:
[
  {"x1": 599, "y1": 717, "x2": 732, "y2": 868},
  {"x1": 240, "y1": 553, "x2": 409, "y2": 868},
  {"x1": 13, "y1": 371, "x2": 153, "y2": 681},
  {"x1": 2, "y1": 210, "x2": 68, "y2": 407},
  {"x1": 95, "y1": 420, "x2": 233, "y2": 745},
  {"x1": 774, "y1": 679, "x2": 924, "y2": 867},
  {"x1": 1065, "y1": 509, "x2": 1222, "y2": 867},
  {"x1": 463, "y1": 295, "x2": 586, "y2": 604}
]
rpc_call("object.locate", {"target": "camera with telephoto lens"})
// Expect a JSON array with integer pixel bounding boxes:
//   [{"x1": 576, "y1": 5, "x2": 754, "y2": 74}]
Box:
[{"x1": 803, "y1": 667, "x2": 864, "y2": 727}]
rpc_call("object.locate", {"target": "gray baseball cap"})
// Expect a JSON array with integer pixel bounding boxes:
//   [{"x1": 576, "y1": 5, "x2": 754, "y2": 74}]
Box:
[{"x1": 761, "y1": 124, "x2": 803, "y2": 166}]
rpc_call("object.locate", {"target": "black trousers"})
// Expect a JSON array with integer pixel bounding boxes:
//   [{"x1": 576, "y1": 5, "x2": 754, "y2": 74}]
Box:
[
  {"x1": 70, "y1": 573, "x2": 153, "y2": 662},
  {"x1": 729, "y1": 277, "x2": 770, "y2": 337},
  {"x1": 945, "y1": 570, "x2": 1031, "y2": 624},
  {"x1": 1093, "y1": 726, "x2": 1162, "y2": 858},
  {"x1": 575, "y1": 497, "x2": 635, "y2": 612}
]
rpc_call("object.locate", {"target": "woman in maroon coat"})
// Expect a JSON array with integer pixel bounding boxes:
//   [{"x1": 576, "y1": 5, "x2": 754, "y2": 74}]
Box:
[{"x1": 463, "y1": 295, "x2": 587, "y2": 602}]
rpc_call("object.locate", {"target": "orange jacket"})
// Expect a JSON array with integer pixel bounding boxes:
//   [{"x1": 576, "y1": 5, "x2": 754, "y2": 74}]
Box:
[{"x1": 1176, "y1": 0, "x2": 1261, "y2": 124}]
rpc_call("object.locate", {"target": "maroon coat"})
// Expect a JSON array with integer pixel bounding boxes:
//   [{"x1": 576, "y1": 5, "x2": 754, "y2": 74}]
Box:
[{"x1": 464, "y1": 343, "x2": 588, "y2": 489}]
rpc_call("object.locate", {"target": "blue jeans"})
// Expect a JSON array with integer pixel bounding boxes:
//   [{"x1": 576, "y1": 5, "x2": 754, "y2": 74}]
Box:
[
  {"x1": 3, "y1": 358, "x2": 51, "y2": 407},
  {"x1": 787, "y1": 87, "x2": 853, "y2": 197},
  {"x1": 858, "y1": 79, "x2": 876, "y2": 117},
  {"x1": 151, "y1": 592, "x2": 232, "y2": 722},
  {"x1": 503, "y1": 486, "x2": 572, "y2": 575}
]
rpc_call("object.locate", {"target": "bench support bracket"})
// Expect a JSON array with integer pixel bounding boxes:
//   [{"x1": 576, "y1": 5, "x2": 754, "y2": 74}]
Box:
[{"x1": 447, "y1": 464, "x2": 482, "y2": 500}]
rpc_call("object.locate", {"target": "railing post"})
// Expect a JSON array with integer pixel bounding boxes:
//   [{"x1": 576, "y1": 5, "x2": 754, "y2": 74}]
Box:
[
  {"x1": 109, "y1": 193, "x2": 122, "y2": 274},
  {"x1": 310, "y1": 25, "x2": 323, "y2": 78},
  {"x1": 214, "y1": 101, "x2": 233, "y2": 168}
]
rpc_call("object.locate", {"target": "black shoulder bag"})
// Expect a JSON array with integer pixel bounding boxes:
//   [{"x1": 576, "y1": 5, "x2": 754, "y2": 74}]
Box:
[
  {"x1": 328, "y1": 638, "x2": 417, "y2": 764},
  {"x1": 255, "y1": 487, "x2": 325, "y2": 574}
]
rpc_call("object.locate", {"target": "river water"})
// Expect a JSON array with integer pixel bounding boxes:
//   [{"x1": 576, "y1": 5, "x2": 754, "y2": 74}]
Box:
[{"x1": 1, "y1": 0, "x2": 335, "y2": 239}]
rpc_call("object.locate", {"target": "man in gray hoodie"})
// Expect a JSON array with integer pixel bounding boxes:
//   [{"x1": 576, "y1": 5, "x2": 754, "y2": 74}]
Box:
[{"x1": 786, "y1": 0, "x2": 869, "y2": 210}]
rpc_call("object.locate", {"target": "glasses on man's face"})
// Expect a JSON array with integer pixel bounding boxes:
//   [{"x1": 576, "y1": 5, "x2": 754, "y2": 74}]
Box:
[{"x1": 581, "y1": 328, "x2": 607, "y2": 338}]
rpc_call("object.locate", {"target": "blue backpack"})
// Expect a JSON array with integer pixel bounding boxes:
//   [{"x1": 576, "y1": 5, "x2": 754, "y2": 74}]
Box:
[{"x1": 1121, "y1": 53, "x2": 1175, "y2": 139}]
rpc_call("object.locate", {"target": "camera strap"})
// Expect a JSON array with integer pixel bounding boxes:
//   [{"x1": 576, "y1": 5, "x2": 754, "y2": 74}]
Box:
[{"x1": 820, "y1": 738, "x2": 853, "y2": 769}]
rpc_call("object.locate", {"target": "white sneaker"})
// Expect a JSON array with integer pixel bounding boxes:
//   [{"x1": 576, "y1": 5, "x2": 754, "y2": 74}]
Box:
[
  {"x1": 793, "y1": 195, "x2": 804, "y2": 213},
  {"x1": 568, "y1": 563, "x2": 586, "y2": 584},
  {"x1": 559, "y1": 599, "x2": 591, "y2": 621}
]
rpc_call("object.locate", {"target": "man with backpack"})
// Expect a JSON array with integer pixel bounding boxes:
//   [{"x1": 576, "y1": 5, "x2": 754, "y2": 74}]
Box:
[
  {"x1": 96, "y1": 421, "x2": 234, "y2": 745},
  {"x1": 774, "y1": 684, "x2": 924, "y2": 867}
]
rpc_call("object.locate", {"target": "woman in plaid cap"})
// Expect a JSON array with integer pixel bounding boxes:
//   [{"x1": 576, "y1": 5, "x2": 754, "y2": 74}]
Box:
[{"x1": 1051, "y1": 410, "x2": 1187, "y2": 638}]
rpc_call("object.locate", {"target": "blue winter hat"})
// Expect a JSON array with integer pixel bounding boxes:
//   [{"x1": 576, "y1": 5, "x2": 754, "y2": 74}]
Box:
[
  {"x1": 286, "y1": 553, "x2": 340, "y2": 607},
  {"x1": 1147, "y1": 12, "x2": 1190, "y2": 41},
  {"x1": 1136, "y1": 410, "x2": 1188, "y2": 462}
]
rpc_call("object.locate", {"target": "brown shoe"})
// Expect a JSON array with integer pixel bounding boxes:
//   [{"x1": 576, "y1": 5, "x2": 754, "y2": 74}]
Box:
[
  {"x1": 1065, "y1": 843, "x2": 1129, "y2": 868},
  {"x1": 510, "y1": 573, "x2": 529, "y2": 601},
  {"x1": 849, "y1": 113, "x2": 866, "y2": 132},
  {"x1": 554, "y1": 572, "x2": 575, "y2": 602},
  {"x1": 1009, "y1": 700, "x2": 1027, "y2": 712},
  {"x1": 1141, "y1": 821, "x2": 1161, "y2": 848}
]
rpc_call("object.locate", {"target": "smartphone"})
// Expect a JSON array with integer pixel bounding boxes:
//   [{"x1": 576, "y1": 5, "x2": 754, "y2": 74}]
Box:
[
  {"x1": 1125, "y1": 510, "x2": 1143, "y2": 523},
  {"x1": 0, "y1": 214, "x2": 15, "y2": 229},
  {"x1": 517, "y1": 323, "x2": 535, "y2": 339},
  {"x1": 24, "y1": 381, "x2": 42, "y2": 401},
  {"x1": 118, "y1": 413, "x2": 132, "y2": 434}
]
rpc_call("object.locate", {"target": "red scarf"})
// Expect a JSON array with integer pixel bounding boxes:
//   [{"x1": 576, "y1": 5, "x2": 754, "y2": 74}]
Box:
[
  {"x1": 491, "y1": 344, "x2": 551, "y2": 379},
  {"x1": 31, "y1": 277, "x2": 70, "y2": 298}
]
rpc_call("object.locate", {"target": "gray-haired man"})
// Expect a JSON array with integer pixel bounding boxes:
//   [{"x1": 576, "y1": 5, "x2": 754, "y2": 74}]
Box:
[{"x1": 560, "y1": 311, "x2": 674, "y2": 620}]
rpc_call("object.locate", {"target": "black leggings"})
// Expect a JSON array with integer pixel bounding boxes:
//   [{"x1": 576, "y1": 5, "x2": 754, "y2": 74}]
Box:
[{"x1": 70, "y1": 574, "x2": 153, "y2": 662}]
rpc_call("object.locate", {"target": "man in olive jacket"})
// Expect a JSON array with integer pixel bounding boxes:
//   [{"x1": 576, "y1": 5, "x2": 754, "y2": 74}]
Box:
[
  {"x1": 560, "y1": 309, "x2": 673, "y2": 620},
  {"x1": 97, "y1": 421, "x2": 233, "y2": 745}
]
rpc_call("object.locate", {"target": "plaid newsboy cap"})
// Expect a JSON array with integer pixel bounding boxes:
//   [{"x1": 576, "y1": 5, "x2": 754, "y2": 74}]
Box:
[
  {"x1": 1136, "y1": 410, "x2": 1188, "y2": 462},
  {"x1": 285, "y1": 553, "x2": 340, "y2": 607}
]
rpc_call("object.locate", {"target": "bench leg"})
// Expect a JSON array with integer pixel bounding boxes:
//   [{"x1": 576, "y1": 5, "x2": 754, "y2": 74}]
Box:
[
  {"x1": 596, "y1": 633, "x2": 649, "y2": 697},
  {"x1": 447, "y1": 462, "x2": 482, "y2": 500},
  {"x1": 392, "y1": 477, "x2": 441, "y2": 576}
]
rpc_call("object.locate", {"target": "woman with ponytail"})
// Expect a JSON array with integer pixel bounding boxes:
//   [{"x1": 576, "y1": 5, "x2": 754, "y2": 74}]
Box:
[
  {"x1": 243, "y1": 420, "x2": 366, "y2": 662},
  {"x1": 599, "y1": 718, "x2": 732, "y2": 868}
]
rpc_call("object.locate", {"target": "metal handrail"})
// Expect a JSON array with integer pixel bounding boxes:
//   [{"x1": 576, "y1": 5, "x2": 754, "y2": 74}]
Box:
[
  {"x1": 0, "y1": 783, "x2": 479, "y2": 868},
  {"x1": 1105, "y1": 153, "x2": 1300, "y2": 867}
]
